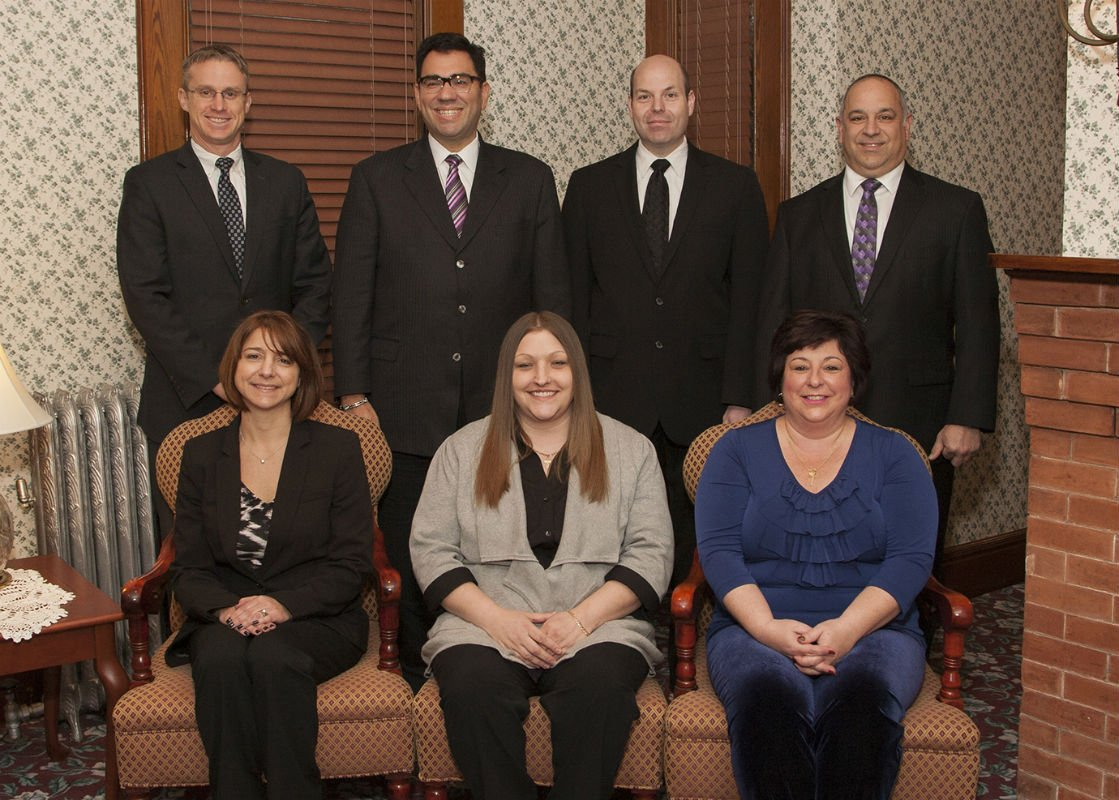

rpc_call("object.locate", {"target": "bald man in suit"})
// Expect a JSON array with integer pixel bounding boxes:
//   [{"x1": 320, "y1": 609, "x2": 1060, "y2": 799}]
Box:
[
  {"x1": 564, "y1": 55, "x2": 769, "y2": 584},
  {"x1": 754, "y1": 74, "x2": 999, "y2": 571}
]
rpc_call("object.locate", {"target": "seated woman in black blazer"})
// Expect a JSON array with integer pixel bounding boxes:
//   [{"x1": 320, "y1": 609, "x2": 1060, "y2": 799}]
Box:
[{"x1": 165, "y1": 310, "x2": 373, "y2": 800}]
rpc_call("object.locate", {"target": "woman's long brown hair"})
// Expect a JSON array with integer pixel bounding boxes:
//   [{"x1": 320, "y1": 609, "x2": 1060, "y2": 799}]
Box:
[{"x1": 474, "y1": 311, "x2": 607, "y2": 507}]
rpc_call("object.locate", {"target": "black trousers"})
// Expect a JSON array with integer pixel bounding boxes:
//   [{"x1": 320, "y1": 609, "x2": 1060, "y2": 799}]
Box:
[
  {"x1": 431, "y1": 643, "x2": 648, "y2": 800},
  {"x1": 378, "y1": 451, "x2": 437, "y2": 692},
  {"x1": 931, "y1": 457, "x2": 954, "y2": 578},
  {"x1": 651, "y1": 424, "x2": 694, "y2": 585},
  {"x1": 188, "y1": 619, "x2": 363, "y2": 800}
]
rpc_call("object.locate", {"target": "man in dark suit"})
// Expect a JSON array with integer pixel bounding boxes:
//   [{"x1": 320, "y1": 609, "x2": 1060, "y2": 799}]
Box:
[
  {"x1": 332, "y1": 32, "x2": 570, "y2": 689},
  {"x1": 754, "y1": 74, "x2": 999, "y2": 569},
  {"x1": 564, "y1": 54, "x2": 769, "y2": 583},
  {"x1": 117, "y1": 44, "x2": 332, "y2": 493}
]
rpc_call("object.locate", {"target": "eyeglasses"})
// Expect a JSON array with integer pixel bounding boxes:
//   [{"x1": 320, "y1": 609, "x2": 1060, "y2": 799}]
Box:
[
  {"x1": 187, "y1": 87, "x2": 249, "y2": 101},
  {"x1": 417, "y1": 74, "x2": 481, "y2": 93}
]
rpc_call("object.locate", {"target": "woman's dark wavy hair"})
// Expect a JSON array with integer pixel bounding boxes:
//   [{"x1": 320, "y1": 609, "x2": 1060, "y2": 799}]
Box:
[{"x1": 767, "y1": 310, "x2": 871, "y2": 402}]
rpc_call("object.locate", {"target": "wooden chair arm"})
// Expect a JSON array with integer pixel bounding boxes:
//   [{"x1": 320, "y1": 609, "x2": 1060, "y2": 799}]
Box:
[
  {"x1": 120, "y1": 535, "x2": 176, "y2": 687},
  {"x1": 918, "y1": 575, "x2": 974, "y2": 709},
  {"x1": 371, "y1": 520, "x2": 402, "y2": 675},
  {"x1": 670, "y1": 554, "x2": 709, "y2": 697}
]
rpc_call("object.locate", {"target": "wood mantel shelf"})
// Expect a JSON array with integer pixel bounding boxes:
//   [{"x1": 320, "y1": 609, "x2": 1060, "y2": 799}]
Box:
[{"x1": 991, "y1": 253, "x2": 1119, "y2": 276}]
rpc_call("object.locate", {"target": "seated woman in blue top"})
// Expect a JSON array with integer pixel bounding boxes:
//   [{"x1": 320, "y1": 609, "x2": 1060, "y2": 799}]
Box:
[{"x1": 695, "y1": 309, "x2": 936, "y2": 800}]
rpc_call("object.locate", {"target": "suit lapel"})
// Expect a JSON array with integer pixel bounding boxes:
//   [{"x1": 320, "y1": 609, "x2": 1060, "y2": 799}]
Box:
[
  {"x1": 662, "y1": 146, "x2": 706, "y2": 273},
  {"x1": 240, "y1": 149, "x2": 267, "y2": 288},
  {"x1": 863, "y1": 163, "x2": 922, "y2": 306},
  {"x1": 175, "y1": 143, "x2": 240, "y2": 281},
  {"x1": 216, "y1": 421, "x2": 248, "y2": 573},
  {"x1": 820, "y1": 175, "x2": 862, "y2": 307},
  {"x1": 458, "y1": 141, "x2": 508, "y2": 248},
  {"x1": 403, "y1": 139, "x2": 462, "y2": 249},
  {"x1": 259, "y1": 421, "x2": 311, "y2": 577}
]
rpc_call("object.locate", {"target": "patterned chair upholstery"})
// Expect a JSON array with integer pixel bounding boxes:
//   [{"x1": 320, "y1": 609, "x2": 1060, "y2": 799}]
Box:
[
  {"x1": 664, "y1": 402, "x2": 981, "y2": 800},
  {"x1": 413, "y1": 673, "x2": 666, "y2": 799},
  {"x1": 111, "y1": 402, "x2": 414, "y2": 800}
]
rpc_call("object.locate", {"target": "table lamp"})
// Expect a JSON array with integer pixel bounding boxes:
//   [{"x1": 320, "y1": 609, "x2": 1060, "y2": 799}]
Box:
[{"x1": 0, "y1": 342, "x2": 52, "y2": 587}]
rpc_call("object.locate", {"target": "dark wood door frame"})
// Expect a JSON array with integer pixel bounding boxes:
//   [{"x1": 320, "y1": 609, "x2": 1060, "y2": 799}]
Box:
[{"x1": 646, "y1": 0, "x2": 790, "y2": 226}]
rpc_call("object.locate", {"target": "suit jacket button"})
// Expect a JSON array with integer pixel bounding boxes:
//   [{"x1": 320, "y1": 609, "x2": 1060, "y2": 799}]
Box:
[
  {"x1": 240, "y1": 297, "x2": 250, "y2": 306},
  {"x1": 655, "y1": 340, "x2": 664, "y2": 349},
  {"x1": 456, "y1": 259, "x2": 465, "y2": 269},
  {"x1": 655, "y1": 297, "x2": 664, "y2": 306},
  {"x1": 452, "y1": 352, "x2": 462, "y2": 362},
  {"x1": 458, "y1": 304, "x2": 467, "y2": 314}
]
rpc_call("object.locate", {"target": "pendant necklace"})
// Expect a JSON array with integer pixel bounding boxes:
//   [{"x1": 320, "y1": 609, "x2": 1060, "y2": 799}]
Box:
[
  {"x1": 782, "y1": 418, "x2": 847, "y2": 490},
  {"x1": 240, "y1": 433, "x2": 287, "y2": 465}
]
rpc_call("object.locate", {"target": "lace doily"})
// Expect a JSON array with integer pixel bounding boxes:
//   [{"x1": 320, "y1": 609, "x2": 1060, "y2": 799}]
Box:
[{"x1": 0, "y1": 568, "x2": 76, "y2": 642}]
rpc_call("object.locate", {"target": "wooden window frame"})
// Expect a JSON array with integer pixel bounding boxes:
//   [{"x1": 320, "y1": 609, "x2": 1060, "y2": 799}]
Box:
[
  {"x1": 134, "y1": 0, "x2": 463, "y2": 161},
  {"x1": 646, "y1": 0, "x2": 790, "y2": 228}
]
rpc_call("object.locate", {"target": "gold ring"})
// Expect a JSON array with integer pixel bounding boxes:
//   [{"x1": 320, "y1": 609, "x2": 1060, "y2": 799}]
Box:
[{"x1": 258, "y1": 608, "x2": 268, "y2": 617}]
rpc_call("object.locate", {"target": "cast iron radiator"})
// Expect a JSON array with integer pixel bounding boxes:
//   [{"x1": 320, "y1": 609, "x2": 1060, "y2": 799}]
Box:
[{"x1": 28, "y1": 383, "x2": 161, "y2": 740}]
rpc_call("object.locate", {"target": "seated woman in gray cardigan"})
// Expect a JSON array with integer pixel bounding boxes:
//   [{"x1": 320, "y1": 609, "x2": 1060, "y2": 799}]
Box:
[{"x1": 410, "y1": 310, "x2": 673, "y2": 800}]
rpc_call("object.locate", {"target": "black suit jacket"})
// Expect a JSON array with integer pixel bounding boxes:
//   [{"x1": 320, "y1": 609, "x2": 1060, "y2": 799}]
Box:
[
  {"x1": 564, "y1": 143, "x2": 769, "y2": 444},
  {"x1": 117, "y1": 143, "x2": 332, "y2": 443},
  {"x1": 754, "y1": 163, "x2": 999, "y2": 451},
  {"x1": 166, "y1": 419, "x2": 373, "y2": 666},
  {"x1": 332, "y1": 137, "x2": 571, "y2": 458}
]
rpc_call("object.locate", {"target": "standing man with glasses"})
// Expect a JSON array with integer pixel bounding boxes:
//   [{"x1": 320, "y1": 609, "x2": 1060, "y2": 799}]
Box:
[
  {"x1": 117, "y1": 44, "x2": 331, "y2": 534},
  {"x1": 753, "y1": 74, "x2": 998, "y2": 573},
  {"x1": 563, "y1": 54, "x2": 769, "y2": 585},
  {"x1": 332, "y1": 32, "x2": 569, "y2": 690}
]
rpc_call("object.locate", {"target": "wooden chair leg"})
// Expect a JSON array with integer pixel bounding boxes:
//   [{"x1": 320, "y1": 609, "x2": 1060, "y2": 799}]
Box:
[
  {"x1": 630, "y1": 791, "x2": 658, "y2": 799},
  {"x1": 384, "y1": 773, "x2": 412, "y2": 800},
  {"x1": 423, "y1": 780, "x2": 449, "y2": 799},
  {"x1": 121, "y1": 789, "x2": 150, "y2": 800}
]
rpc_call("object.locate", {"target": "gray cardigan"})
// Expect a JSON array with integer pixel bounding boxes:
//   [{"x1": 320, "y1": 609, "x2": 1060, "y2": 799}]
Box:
[{"x1": 410, "y1": 413, "x2": 673, "y2": 671}]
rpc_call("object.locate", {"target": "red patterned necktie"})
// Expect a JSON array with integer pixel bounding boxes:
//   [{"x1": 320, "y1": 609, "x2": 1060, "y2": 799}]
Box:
[{"x1": 445, "y1": 154, "x2": 468, "y2": 237}]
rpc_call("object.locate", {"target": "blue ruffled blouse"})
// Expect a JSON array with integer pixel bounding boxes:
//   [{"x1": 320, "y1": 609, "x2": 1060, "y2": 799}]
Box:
[{"x1": 695, "y1": 418, "x2": 936, "y2": 643}]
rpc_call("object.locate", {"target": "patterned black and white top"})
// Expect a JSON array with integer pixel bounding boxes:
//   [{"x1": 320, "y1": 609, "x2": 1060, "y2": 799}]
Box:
[{"x1": 236, "y1": 484, "x2": 274, "y2": 569}]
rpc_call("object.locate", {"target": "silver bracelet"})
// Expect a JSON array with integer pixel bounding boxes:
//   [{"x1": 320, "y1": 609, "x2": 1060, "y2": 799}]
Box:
[{"x1": 340, "y1": 397, "x2": 369, "y2": 411}]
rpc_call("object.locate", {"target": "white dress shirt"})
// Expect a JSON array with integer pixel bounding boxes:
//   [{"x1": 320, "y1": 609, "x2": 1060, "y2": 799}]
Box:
[
  {"x1": 842, "y1": 161, "x2": 905, "y2": 254},
  {"x1": 191, "y1": 140, "x2": 247, "y2": 227},
  {"x1": 429, "y1": 134, "x2": 481, "y2": 201},
  {"x1": 636, "y1": 140, "x2": 688, "y2": 239}
]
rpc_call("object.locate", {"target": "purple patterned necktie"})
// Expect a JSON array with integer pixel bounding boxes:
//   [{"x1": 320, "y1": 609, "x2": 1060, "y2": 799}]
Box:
[
  {"x1": 216, "y1": 156, "x2": 245, "y2": 278},
  {"x1": 445, "y1": 154, "x2": 468, "y2": 237},
  {"x1": 851, "y1": 177, "x2": 881, "y2": 300}
]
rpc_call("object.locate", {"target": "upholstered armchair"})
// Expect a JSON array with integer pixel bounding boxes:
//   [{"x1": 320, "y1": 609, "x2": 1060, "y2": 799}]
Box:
[
  {"x1": 111, "y1": 402, "x2": 414, "y2": 799},
  {"x1": 663, "y1": 402, "x2": 981, "y2": 800}
]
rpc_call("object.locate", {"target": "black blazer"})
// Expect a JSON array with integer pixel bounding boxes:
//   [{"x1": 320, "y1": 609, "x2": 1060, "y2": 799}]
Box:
[
  {"x1": 564, "y1": 143, "x2": 769, "y2": 445},
  {"x1": 117, "y1": 143, "x2": 332, "y2": 443},
  {"x1": 331, "y1": 137, "x2": 571, "y2": 458},
  {"x1": 166, "y1": 418, "x2": 373, "y2": 666},
  {"x1": 754, "y1": 164, "x2": 999, "y2": 451}
]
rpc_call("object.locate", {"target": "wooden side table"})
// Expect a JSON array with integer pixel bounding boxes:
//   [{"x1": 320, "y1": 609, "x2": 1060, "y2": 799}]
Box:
[{"x1": 0, "y1": 554, "x2": 128, "y2": 800}]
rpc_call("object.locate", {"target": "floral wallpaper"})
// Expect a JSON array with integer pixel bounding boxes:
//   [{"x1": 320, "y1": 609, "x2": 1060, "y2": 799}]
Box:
[
  {"x1": 465, "y1": 0, "x2": 644, "y2": 197},
  {"x1": 1062, "y1": 0, "x2": 1119, "y2": 257},
  {"x1": 0, "y1": 0, "x2": 143, "y2": 556}
]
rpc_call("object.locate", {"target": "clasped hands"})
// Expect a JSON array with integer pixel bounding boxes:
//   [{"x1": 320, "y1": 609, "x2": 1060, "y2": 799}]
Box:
[
  {"x1": 481, "y1": 606, "x2": 590, "y2": 669},
  {"x1": 759, "y1": 617, "x2": 859, "y2": 676},
  {"x1": 219, "y1": 595, "x2": 291, "y2": 637}
]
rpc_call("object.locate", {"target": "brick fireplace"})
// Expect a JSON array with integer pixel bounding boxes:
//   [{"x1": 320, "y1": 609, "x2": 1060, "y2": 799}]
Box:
[{"x1": 995, "y1": 254, "x2": 1119, "y2": 800}]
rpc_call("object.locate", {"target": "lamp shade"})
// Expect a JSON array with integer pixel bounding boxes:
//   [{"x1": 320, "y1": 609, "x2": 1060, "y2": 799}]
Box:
[{"x1": 0, "y1": 342, "x2": 51, "y2": 435}]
